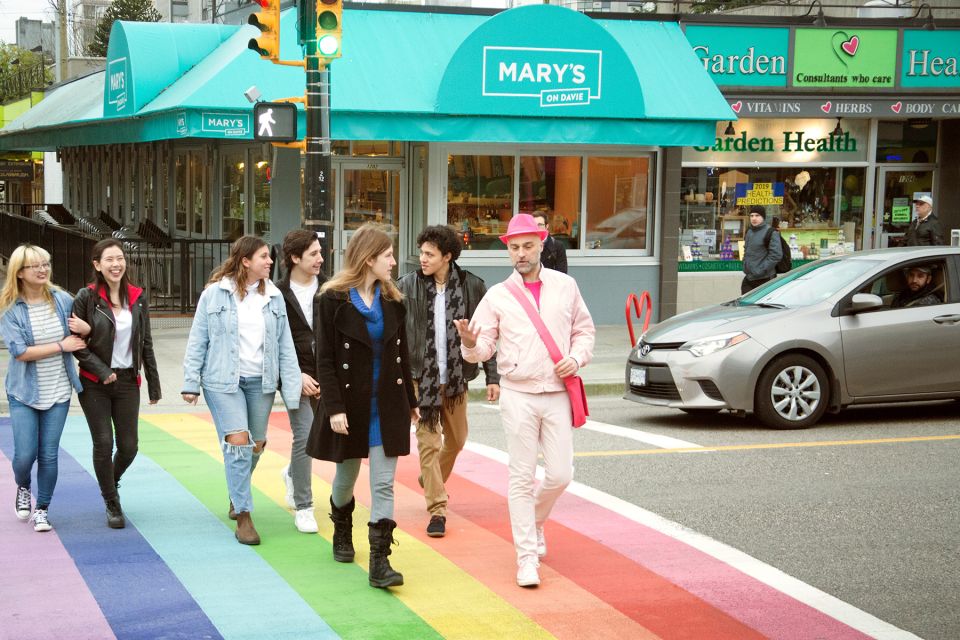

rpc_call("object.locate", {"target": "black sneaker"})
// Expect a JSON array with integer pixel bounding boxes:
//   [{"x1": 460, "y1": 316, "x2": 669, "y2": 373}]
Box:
[{"x1": 426, "y1": 515, "x2": 446, "y2": 538}]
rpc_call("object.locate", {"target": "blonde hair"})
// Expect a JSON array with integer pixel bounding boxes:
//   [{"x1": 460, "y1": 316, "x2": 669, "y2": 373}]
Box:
[
  {"x1": 0, "y1": 244, "x2": 59, "y2": 312},
  {"x1": 321, "y1": 224, "x2": 402, "y2": 302},
  {"x1": 207, "y1": 235, "x2": 268, "y2": 301}
]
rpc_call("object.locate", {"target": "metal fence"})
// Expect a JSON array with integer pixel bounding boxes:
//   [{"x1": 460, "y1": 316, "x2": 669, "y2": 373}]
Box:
[{"x1": 1, "y1": 210, "x2": 232, "y2": 313}]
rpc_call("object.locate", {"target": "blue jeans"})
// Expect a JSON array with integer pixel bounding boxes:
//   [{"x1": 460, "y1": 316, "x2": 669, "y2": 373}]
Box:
[
  {"x1": 204, "y1": 377, "x2": 275, "y2": 514},
  {"x1": 9, "y1": 398, "x2": 70, "y2": 508},
  {"x1": 284, "y1": 395, "x2": 315, "y2": 509},
  {"x1": 331, "y1": 445, "x2": 397, "y2": 522}
]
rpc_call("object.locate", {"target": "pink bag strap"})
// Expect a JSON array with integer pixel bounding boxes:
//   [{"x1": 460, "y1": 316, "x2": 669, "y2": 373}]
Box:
[{"x1": 504, "y1": 280, "x2": 563, "y2": 365}]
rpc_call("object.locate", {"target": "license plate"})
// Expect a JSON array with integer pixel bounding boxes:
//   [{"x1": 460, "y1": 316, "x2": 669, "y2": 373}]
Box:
[{"x1": 630, "y1": 367, "x2": 647, "y2": 386}]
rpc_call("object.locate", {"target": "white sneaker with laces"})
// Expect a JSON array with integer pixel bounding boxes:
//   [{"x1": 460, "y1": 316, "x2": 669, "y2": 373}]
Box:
[
  {"x1": 16, "y1": 486, "x2": 31, "y2": 521},
  {"x1": 295, "y1": 508, "x2": 319, "y2": 533},
  {"x1": 536, "y1": 527, "x2": 547, "y2": 558},
  {"x1": 281, "y1": 465, "x2": 295, "y2": 509},
  {"x1": 32, "y1": 508, "x2": 52, "y2": 532},
  {"x1": 516, "y1": 558, "x2": 540, "y2": 588}
]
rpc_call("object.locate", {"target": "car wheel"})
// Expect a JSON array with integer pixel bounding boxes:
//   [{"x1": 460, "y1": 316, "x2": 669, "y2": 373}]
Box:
[
  {"x1": 680, "y1": 408, "x2": 722, "y2": 416},
  {"x1": 755, "y1": 355, "x2": 828, "y2": 429}
]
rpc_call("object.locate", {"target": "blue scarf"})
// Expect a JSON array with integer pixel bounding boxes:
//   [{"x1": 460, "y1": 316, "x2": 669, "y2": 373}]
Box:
[{"x1": 349, "y1": 285, "x2": 384, "y2": 447}]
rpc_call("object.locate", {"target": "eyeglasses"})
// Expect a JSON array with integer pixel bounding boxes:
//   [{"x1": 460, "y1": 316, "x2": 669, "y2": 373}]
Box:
[{"x1": 23, "y1": 263, "x2": 51, "y2": 272}]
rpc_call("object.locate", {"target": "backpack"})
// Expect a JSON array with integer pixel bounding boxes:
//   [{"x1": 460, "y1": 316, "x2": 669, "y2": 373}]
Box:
[{"x1": 764, "y1": 227, "x2": 793, "y2": 274}]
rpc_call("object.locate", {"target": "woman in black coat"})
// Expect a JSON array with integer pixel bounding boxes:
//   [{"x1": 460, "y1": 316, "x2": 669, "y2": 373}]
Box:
[{"x1": 307, "y1": 224, "x2": 419, "y2": 589}]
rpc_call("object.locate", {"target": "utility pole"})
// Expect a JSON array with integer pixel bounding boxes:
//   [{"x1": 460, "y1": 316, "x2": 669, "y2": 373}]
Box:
[{"x1": 57, "y1": 0, "x2": 68, "y2": 82}]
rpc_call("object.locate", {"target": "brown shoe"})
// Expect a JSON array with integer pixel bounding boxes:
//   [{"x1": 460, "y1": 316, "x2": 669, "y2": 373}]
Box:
[
  {"x1": 228, "y1": 501, "x2": 237, "y2": 521},
  {"x1": 235, "y1": 512, "x2": 260, "y2": 545}
]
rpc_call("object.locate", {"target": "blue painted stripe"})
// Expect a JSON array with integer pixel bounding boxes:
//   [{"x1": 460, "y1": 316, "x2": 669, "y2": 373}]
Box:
[
  {"x1": 0, "y1": 416, "x2": 222, "y2": 640},
  {"x1": 57, "y1": 416, "x2": 339, "y2": 640}
]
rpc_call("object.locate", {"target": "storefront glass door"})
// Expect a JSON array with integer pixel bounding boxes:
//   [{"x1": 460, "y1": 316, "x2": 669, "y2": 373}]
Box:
[
  {"x1": 333, "y1": 161, "x2": 404, "y2": 273},
  {"x1": 875, "y1": 167, "x2": 934, "y2": 248}
]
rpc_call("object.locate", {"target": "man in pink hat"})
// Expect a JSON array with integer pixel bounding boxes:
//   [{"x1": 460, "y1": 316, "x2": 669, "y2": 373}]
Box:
[{"x1": 454, "y1": 214, "x2": 595, "y2": 588}]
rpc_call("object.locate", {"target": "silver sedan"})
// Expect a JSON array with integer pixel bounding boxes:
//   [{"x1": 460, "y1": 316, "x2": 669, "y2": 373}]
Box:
[{"x1": 625, "y1": 247, "x2": 960, "y2": 428}]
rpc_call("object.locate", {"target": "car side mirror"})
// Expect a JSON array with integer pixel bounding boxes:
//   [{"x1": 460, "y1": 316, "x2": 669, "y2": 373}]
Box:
[{"x1": 849, "y1": 293, "x2": 884, "y2": 313}]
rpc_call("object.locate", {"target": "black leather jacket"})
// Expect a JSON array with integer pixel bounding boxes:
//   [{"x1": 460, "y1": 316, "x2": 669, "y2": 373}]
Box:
[
  {"x1": 73, "y1": 284, "x2": 161, "y2": 402},
  {"x1": 397, "y1": 264, "x2": 499, "y2": 386}
]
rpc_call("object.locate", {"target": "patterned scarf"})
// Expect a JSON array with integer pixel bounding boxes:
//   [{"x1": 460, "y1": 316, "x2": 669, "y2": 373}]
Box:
[{"x1": 418, "y1": 264, "x2": 467, "y2": 431}]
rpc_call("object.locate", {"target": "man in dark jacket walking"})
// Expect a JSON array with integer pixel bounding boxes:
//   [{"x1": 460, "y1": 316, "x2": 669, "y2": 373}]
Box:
[
  {"x1": 398, "y1": 225, "x2": 500, "y2": 538},
  {"x1": 532, "y1": 212, "x2": 568, "y2": 273},
  {"x1": 741, "y1": 205, "x2": 783, "y2": 294},
  {"x1": 903, "y1": 196, "x2": 944, "y2": 246}
]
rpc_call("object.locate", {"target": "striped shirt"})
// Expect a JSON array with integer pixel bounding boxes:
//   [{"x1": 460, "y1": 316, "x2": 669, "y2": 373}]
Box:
[{"x1": 26, "y1": 301, "x2": 72, "y2": 410}]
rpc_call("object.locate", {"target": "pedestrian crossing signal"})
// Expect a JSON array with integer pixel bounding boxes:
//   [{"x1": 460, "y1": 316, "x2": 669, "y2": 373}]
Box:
[
  {"x1": 248, "y1": 0, "x2": 281, "y2": 60},
  {"x1": 253, "y1": 102, "x2": 298, "y2": 142},
  {"x1": 316, "y1": 0, "x2": 342, "y2": 59}
]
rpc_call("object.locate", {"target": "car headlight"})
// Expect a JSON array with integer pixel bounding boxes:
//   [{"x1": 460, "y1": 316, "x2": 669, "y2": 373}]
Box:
[{"x1": 679, "y1": 332, "x2": 750, "y2": 358}]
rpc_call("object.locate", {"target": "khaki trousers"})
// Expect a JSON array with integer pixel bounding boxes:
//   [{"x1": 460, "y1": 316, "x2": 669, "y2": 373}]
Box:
[
  {"x1": 415, "y1": 384, "x2": 469, "y2": 517},
  {"x1": 499, "y1": 386, "x2": 574, "y2": 564}
]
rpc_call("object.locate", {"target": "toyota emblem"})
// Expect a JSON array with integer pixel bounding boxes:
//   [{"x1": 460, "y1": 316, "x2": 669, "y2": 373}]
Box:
[{"x1": 639, "y1": 344, "x2": 651, "y2": 357}]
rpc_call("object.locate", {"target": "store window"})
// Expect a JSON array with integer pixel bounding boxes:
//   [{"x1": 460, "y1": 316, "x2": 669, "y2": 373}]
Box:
[
  {"x1": 585, "y1": 157, "x2": 650, "y2": 251},
  {"x1": 250, "y1": 146, "x2": 271, "y2": 240},
  {"x1": 875, "y1": 120, "x2": 938, "y2": 164},
  {"x1": 519, "y1": 155, "x2": 581, "y2": 251},
  {"x1": 446, "y1": 154, "x2": 515, "y2": 250},
  {"x1": 221, "y1": 148, "x2": 246, "y2": 240}
]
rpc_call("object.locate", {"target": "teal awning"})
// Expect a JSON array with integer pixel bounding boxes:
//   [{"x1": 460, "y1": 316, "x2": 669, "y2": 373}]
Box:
[{"x1": 0, "y1": 5, "x2": 733, "y2": 151}]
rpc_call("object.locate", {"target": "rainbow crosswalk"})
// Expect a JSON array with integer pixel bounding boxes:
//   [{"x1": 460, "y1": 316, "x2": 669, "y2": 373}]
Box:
[{"x1": 0, "y1": 412, "x2": 901, "y2": 639}]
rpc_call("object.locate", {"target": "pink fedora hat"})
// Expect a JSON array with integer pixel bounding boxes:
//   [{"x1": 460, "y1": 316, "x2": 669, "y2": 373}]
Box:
[{"x1": 499, "y1": 214, "x2": 548, "y2": 244}]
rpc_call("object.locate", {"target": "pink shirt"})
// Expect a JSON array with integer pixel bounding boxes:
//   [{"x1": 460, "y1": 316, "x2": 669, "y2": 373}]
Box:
[
  {"x1": 462, "y1": 268, "x2": 595, "y2": 394},
  {"x1": 524, "y1": 280, "x2": 543, "y2": 307}
]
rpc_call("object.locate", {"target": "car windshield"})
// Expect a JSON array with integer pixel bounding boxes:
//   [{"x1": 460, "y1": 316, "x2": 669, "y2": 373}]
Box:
[{"x1": 737, "y1": 258, "x2": 884, "y2": 308}]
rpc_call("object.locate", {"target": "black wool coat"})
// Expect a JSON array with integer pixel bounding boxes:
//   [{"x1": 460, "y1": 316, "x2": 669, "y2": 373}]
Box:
[{"x1": 306, "y1": 288, "x2": 417, "y2": 462}]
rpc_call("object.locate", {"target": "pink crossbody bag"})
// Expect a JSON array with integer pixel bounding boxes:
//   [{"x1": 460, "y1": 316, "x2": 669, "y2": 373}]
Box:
[{"x1": 504, "y1": 280, "x2": 589, "y2": 428}]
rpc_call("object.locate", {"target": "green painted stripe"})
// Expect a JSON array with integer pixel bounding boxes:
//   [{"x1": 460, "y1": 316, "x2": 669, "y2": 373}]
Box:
[{"x1": 137, "y1": 420, "x2": 442, "y2": 640}]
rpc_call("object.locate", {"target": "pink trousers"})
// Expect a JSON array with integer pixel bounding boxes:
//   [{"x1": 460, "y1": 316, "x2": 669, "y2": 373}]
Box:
[{"x1": 499, "y1": 386, "x2": 574, "y2": 564}]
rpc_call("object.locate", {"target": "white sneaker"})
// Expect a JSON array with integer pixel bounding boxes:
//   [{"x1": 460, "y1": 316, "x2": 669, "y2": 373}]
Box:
[
  {"x1": 536, "y1": 527, "x2": 547, "y2": 558},
  {"x1": 281, "y1": 465, "x2": 295, "y2": 509},
  {"x1": 516, "y1": 558, "x2": 540, "y2": 588},
  {"x1": 295, "y1": 508, "x2": 319, "y2": 533},
  {"x1": 32, "y1": 508, "x2": 52, "y2": 532},
  {"x1": 15, "y1": 486, "x2": 31, "y2": 521}
]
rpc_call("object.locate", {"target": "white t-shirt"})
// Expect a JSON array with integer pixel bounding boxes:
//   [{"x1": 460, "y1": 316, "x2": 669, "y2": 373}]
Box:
[
  {"x1": 289, "y1": 278, "x2": 318, "y2": 330},
  {"x1": 237, "y1": 282, "x2": 269, "y2": 377},
  {"x1": 111, "y1": 305, "x2": 134, "y2": 369},
  {"x1": 434, "y1": 289, "x2": 447, "y2": 385},
  {"x1": 26, "y1": 302, "x2": 72, "y2": 410}
]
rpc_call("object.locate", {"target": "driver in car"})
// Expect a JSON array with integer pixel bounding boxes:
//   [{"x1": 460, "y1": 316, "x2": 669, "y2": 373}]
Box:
[{"x1": 891, "y1": 265, "x2": 942, "y2": 309}]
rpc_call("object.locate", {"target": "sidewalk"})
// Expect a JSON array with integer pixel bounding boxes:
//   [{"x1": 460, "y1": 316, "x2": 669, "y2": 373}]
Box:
[{"x1": 0, "y1": 324, "x2": 633, "y2": 414}]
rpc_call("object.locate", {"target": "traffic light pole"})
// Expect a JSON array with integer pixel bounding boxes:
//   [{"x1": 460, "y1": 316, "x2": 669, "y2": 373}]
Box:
[{"x1": 303, "y1": 37, "x2": 334, "y2": 272}]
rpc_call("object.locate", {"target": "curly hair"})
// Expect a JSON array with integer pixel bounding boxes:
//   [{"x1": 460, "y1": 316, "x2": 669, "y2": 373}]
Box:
[{"x1": 416, "y1": 225, "x2": 461, "y2": 262}]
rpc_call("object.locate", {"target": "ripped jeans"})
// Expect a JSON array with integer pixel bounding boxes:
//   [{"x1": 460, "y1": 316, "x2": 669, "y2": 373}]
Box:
[{"x1": 204, "y1": 377, "x2": 276, "y2": 514}]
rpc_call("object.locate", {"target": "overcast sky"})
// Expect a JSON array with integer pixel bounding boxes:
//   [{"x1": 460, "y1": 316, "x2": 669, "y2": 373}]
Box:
[{"x1": 0, "y1": 0, "x2": 54, "y2": 46}]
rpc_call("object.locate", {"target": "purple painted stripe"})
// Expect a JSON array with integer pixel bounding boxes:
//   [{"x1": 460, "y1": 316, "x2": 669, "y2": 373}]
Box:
[
  {"x1": 0, "y1": 418, "x2": 222, "y2": 640},
  {"x1": 0, "y1": 436, "x2": 115, "y2": 640},
  {"x1": 455, "y1": 447, "x2": 873, "y2": 640}
]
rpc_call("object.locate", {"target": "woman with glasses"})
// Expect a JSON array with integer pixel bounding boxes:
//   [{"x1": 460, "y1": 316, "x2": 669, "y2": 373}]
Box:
[
  {"x1": 73, "y1": 239, "x2": 161, "y2": 529},
  {"x1": 0, "y1": 245, "x2": 87, "y2": 532},
  {"x1": 307, "y1": 224, "x2": 419, "y2": 588}
]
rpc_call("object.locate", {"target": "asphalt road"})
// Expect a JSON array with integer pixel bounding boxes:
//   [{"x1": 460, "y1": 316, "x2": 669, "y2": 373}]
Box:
[{"x1": 464, "y1": 394, "x2": 960, "y2": 640}]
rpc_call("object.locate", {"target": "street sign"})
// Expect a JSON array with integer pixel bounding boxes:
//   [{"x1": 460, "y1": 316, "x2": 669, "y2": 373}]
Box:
[{"x1": 253, "y1": 102, "x2": 298, "y2": 142}]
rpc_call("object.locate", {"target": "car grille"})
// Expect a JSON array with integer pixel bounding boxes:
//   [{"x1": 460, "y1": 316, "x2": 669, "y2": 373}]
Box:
[
  {"x1": 638, "y1": 340, "x2": 685, "y2": 353},
  {"x1": 629, "y1": 380, "x2": 682, "y2": 401},
  {"x1": 698, "y1": 380, "x2": 725, "y2": 402}
]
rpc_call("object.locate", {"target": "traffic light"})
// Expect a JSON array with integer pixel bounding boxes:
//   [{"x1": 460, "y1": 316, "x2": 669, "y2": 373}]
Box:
[
  {"x1": 316, "y1": 0, "x2": 342, "y2": 59},
  {"x1": 248, "y1": 0, "x2": 281, "y2": 60},
  {"x1": 253, "y1": 102, "x2": 298, "y2": 142}
]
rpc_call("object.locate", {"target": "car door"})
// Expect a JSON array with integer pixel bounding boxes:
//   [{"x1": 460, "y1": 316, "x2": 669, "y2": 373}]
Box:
[{"x1": 839, "y1": 256, "x2": 960, "y2": 397}]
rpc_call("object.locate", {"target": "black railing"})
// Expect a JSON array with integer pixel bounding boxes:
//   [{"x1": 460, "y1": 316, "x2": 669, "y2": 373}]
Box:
[{"x1": 1, "y1": 210, "x2": 232, "y2": 313}]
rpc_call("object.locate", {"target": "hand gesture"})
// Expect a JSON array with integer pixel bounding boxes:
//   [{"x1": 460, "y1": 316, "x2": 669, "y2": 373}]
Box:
[
  {"x1": 58, "y1": 335, "x2": 87, "y2": 353},
  {"x1": 330, "y1": 413, "x2": 349, "y2": 435},
  {"x1": 301, "y1": 373, "x2": 321, "y2": 398},
  {"x1": 554, "y1": 356, "x2": 579, "y2": 379},
  {"x1": 182, "y1": 393, "x2": 199, "y2": 405},
  {"x1": 68, "y1": 313, "x2": 91, "y2": 337},
  {"x1": 453, "y1": 319, "x2": 481, "y2": 349}
]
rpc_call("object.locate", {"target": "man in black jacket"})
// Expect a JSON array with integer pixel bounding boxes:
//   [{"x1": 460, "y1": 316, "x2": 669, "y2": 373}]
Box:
[
  {"x1": 398, "y1": 225, "x2": 499, "y2": 538},
  {"x1": 903, "y1": 196, "x2": 944, "y2": 246},
  {"x1": 276, "y1": 230, "x2": 327, "y2": 534},
  {"x1": 532, "y1": 212, "x2": 568, "y2": 273}
]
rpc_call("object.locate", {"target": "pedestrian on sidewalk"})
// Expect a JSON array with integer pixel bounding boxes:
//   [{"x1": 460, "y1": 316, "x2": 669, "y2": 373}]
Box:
[
  {"x1": 306, "y1": 224, "x2": 419, "y2": 588},
  {"x1": 397, "y1": 225, "x2": 499, "y2": 539},
  {"x1": 182, "y1": 236, "x2": 301, "y2": 545},
  {"x1": 73, "y1": 239, "x2": 161, "y2": 530},
  {"x1": 1, "y1": 244, "x2": 87, "y2": 533},
  {"x1": 532, "y1": 211, "x2": 568, "y2": 273},
  {"x1": 455, "y1": 214, "x2": 595, "y2": 588},
  {"x1": 741, "y1": 205, "x2": 783, "y2": 295},
  {"x1": 276, "y1": 230, "x2": 326, "y2": 534}
]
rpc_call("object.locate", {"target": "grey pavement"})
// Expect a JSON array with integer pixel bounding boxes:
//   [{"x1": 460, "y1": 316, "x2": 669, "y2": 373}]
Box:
[{"x1": 0, "y1": 323, "x2": 631, "y2": 414}]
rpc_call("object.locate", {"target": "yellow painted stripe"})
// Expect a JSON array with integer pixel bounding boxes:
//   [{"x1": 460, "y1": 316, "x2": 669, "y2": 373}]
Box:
[
  {"x1": 574, "y1": 434, "x2": 960, "y2": 457},
  {"x1": 145, "y1": 414, "x2": 552, "y2": 640}
]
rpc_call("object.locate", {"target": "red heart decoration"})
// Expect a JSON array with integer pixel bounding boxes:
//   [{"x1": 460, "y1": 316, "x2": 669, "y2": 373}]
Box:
[
  {"x1": 820, "y1": 101, "x2": 832, "y2": 113},
  {"x1": 891, "y1": 101, "x2": 902, "y2": 113},
  {"x1": 730, "y1": 101, "x2": 742, "y2": 114},
  {"x1": 841, "y1": 35, "x2": 859, "y2": 56},
  {"x1": 625, "y1": 292, "x2": 653, "y2": 347}
]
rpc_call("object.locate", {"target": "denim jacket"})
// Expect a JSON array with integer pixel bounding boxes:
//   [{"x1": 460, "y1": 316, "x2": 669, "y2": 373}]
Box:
[
  {"x1": 182, "y1": 278, "x2": 301, "y2": 409},
  {"x1": 1, "y1": 290, "x2": 83, "y2": 406}
]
